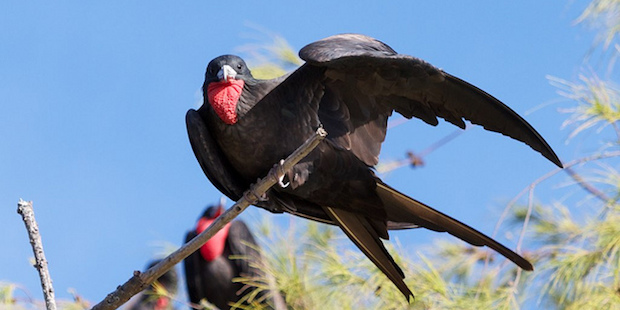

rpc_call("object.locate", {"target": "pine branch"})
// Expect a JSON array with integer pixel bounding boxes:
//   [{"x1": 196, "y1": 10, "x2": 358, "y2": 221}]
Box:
[
  {"x1": 90, "y1": 127, "x2": 327, "y2": 310},
  {"x1": 17, "y1": 199, "x2": 57, "y2": 310}
]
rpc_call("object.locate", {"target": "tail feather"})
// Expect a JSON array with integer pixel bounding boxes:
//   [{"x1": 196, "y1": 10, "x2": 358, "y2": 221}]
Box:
[
  {"x1": 376, "y1": 183, "x2": 533, "y2": 271},
  {"x1": 323, "y1": 206, "x2": 414, "y2": 301}
]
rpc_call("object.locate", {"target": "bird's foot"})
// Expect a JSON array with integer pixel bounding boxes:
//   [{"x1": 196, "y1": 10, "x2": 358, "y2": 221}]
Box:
[
  {"x1": 274, "y1": 159, "x2": 290, "y2": 188},
  {"x1": 243, "y1": 181, "x2": 269, "y2": 203}
]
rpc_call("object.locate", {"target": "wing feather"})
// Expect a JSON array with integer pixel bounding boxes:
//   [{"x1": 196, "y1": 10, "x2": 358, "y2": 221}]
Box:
[
  {"x1": 186, "y1": 109, "x2": 248, "y2": 200},
  {"x1": 183, "y1": 230, "x2": 205, "y2": 304},
  {"x1": 298, "y1": 34, "x2": 562, "y2": 167}
]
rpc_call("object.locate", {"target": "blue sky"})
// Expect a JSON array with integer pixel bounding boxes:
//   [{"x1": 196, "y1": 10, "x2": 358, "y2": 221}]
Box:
[{"x1": 1, "y1": 1, "x2": 597, "y2": 305}]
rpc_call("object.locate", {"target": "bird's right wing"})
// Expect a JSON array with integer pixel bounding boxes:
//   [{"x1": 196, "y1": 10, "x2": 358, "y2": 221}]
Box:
[
  {"x1": 183, "y1": 230, "x2": 204, "y2": 305},
  {"x1": 186, "y1": 109, "x2": 247, "y2": 201}
]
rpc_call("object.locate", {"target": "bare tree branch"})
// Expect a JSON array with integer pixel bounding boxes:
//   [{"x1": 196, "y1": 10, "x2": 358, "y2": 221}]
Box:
[
  {"x1": 91, "y1": 127, "x2": 327, "y2": 310},
  {"x1": 494, "y1": 150, "x2": 620, "y2": 240},
  {"x1": 377, "y1": 126, "x2": 468, "y2": 173},
  {"x1": 17, "y1": 199, "x2": 57, "y2": 310}
]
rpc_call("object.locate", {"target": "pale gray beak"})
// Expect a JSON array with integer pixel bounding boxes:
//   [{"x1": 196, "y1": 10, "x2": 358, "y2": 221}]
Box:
[{"x1": 217, "y1": 65, "x2": 237, "y2": 81}]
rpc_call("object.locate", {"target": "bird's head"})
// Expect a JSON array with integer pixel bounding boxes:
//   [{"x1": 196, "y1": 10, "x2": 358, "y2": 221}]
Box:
[
  {"x1": 201, "y1": 203, "x2": 225, "y2": 220},
  {"x1": 196, "y1": 202, "x2": 231, "y2": 262},
  {"x1": 205, "y1": 55, "x2": 253, "y2": 84},
  {"x1": 203, "y1": 55, "x2": 252, "y2": 125}
]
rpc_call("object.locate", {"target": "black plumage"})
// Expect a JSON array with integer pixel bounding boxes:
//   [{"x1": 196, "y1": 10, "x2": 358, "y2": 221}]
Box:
[
  {"x1": 184, "y1": 204, "x2": 282, "y2": 309},
  {"x1": 186, "y1": 34, "x2": 563, "y2": 300}
]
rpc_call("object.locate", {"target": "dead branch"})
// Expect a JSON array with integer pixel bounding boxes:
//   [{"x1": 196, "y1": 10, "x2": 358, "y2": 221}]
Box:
[
  {"x1": 477, "y1": 150, "x2": 620, "y2": 299},
  {"x1": 91, "y1": 127, "x2": 327, "y2": 310},
  {"x1": 17, "y1": 199, "x2": 57, "y2": 310},
  {"x1": 494, "y1": 150, "x2": 620, "y2": 241},
  {"x1": 377, "y1": 126, "x2": 468, "y2": 173}
]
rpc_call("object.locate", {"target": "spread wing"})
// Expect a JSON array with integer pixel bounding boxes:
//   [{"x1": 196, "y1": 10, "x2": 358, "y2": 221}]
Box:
[
  {"x1": 298, "y1": 33, "x2": 562, "y2": 167},
  {"x1": 186, "y1": 109, "x2": 247, "y2": 201}
]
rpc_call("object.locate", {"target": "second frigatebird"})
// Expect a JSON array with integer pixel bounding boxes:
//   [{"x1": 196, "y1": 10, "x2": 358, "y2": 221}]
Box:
[
  {"x1": 186, "y1": 34, "x2": 563, "y2": 300},
  {"x1": 183, "y1": 203, "x2": 284, "y2": 309}
]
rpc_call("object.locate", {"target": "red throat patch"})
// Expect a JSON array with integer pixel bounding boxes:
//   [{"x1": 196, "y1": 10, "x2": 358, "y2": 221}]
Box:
[
  {"x1": 155, "y1": 296, "x2": 169, "y2": 310},
  {"x1": 196, "y1": 217, "x2": 231, "y2": 261},
  {"x1": 206, "y1": 79, "x2": 245, "y2": 124}
]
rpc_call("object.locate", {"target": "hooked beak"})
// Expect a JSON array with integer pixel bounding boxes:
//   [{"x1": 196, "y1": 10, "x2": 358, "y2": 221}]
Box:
[{"x1": 217, "y1": 65, "x2": 237, "y2": 81}]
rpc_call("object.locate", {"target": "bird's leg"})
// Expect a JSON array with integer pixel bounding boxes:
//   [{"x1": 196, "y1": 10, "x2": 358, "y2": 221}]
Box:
[
  {"x1": 243, "y1": 179, "x2": 269, "y2": 203},
  {"x1": 272, "y1": 159, "x2": 290, "y2": 188}
]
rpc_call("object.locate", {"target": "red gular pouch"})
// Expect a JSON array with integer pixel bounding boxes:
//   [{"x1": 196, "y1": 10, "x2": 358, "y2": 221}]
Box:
[
  {"x1": 196, "y1": 215, "x2": 232, "y2": 262},
  {"x1": 154, "y1": 296, "x2": 169, "y2": 310},
  {"x1": 206, "y1": 79, "x2": 245, "y2": 125}
]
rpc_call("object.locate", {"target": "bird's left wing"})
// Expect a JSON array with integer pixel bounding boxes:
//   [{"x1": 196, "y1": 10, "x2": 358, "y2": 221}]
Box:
[
  {"x1": 186, "y1": 109, "x2": 247, "y2": 201},
  {"x1": 298, "y1": 34, "x2": 562, "y2": 167}
]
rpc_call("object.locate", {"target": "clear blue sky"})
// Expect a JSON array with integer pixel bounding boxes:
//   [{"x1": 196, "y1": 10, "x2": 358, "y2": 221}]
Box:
[{"x1": 1, "y1": 1, "x2": 595, "y2": 305}]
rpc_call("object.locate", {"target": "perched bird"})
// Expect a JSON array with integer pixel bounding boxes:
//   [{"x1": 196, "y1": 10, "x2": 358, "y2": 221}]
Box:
[
  {"x1": 186, "y1": 33, "x2": 563, "y2": 300},
  {"x1": 127, "y1": 259, "x2": 178, "y2": 310},
  {"x1": 184, "y1": 203, "x2": 282, "y2": 309}
]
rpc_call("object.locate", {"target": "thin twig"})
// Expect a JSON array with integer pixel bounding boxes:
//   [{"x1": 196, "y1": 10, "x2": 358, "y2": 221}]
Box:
[
  {"x1": 563, "y1": 166, "x2": 612, "y2": 203},
  {"x1": 493, "y1": 151, "x2": 620, "y2": 241},
  {"x1": 516, "y1": 186, "x2": 535, "y2": 253},
  {"x1": 377, "y1": 126, "x2": 469, "y2": 173},
  {"x1": 91, "y1": 127, "x2": 327, "y2": 310},
  {"x1": 17, "y1": 199, "x2": 57, "y2": 310}
]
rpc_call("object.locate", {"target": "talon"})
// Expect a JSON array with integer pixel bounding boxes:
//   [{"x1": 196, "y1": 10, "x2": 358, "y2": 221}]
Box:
[
  {"x1": 278, "y1": 175, "x2": 290, "y2": 188},
  {"x1": 276, "y1": 159, "x2": 290, "y2": 188}
]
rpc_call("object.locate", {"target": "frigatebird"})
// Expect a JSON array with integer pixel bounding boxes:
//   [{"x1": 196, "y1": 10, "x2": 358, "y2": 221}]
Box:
[
  {"x1": 183, "y1": 203, "x2": 282, "y2": 309},
  {"x1": 127, "y1": 259, "x2": 178, "y2": 310},
  {"x1": 186, "y1": 33, "x2": 563, "y2": 300}
]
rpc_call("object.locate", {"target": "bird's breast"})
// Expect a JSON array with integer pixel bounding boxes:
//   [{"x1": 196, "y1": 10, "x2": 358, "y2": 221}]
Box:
[{"x1": 211, "y1": 102, "x2": 317, "y2": 181}]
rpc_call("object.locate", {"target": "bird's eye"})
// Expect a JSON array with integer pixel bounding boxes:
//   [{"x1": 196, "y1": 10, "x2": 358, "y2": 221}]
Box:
[{"x1": 237, "y1": 64, "x2": 243, "y2": 70}]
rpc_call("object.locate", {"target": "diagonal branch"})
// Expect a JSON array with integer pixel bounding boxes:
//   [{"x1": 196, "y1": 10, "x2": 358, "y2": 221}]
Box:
[
  {"x1": 91, "y1": 127, "x2": 327, "y2": 310},
  {"x1": 493, "y1": 150, "x2": 620, "y2": 242},
  {"x1": 477, "y1": 150, "x2": 620, "y2": 299},
  {"x1": 377, "y1": 126, "x2": 469, "y2": 173},
  {"x1": 17, "y1": 199, "x2": 57, "y2": 310},
  {"x1": 563, "y1": 166, "x2": 612, "y2": 203}
]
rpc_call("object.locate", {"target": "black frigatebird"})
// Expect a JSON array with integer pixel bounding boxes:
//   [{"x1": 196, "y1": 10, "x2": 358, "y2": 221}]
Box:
[
  {"x1": 186, "y1": 33, "x2": 563, "y2": 300},
  {"x1": 183, "y1": 203, "x2": 282, "y2": 309}
]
